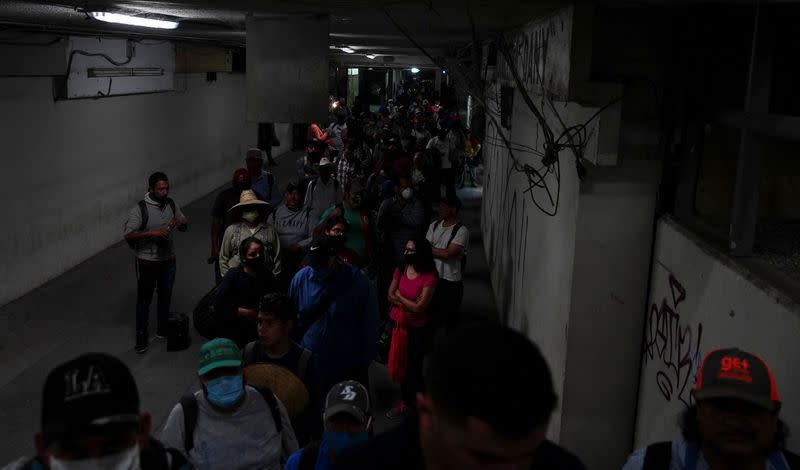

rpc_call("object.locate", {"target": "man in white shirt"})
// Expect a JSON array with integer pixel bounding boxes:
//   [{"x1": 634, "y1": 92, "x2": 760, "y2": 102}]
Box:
[
  {"x1": 426, "y1": 195, "x2": 468, "y2": 333},
  {"x1": 425, "y1": 126, "x2": 454, "y2": 200},
  {"x1": 160, "y1": 338, "x2": 298, "y2": 470}
]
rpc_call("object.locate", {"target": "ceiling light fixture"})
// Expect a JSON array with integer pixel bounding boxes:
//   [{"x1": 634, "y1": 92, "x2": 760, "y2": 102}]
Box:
[
  {"x1": 89, "y1": 11, "x2": 179, "y2": 29},
  {"x1": 365, "y1": 54, "x2": 377, "y2": 59},
  {"x1": 411, "y1": 67, "x2": 420, "y2": 74},
  {"x1": 340, "y1": 47, "x2": 355, "y2": 53},
  {"x1": 88, "y1": 67, "x2": 164, "y2": 77}
]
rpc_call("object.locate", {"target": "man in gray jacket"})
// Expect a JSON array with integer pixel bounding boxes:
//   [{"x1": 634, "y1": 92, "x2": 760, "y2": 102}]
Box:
[
  {"x1": 124, "y1": 172, "x2": 188, "y2": 354},
  {"x1": 270, "y1": 181, "x2": 313, "y2": 287}
]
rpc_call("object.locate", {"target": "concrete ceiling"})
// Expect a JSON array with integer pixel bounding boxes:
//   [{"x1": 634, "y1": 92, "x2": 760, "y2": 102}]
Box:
[{"x1": 0, "y1": 0, "x2": 565, "y2": 67}]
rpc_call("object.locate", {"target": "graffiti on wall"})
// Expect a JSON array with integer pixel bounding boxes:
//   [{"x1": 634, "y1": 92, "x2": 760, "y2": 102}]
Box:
[
  {"x1": 642, "y1": 273, "x2": 703, "y2": 408},
  {"x1": 496, "y1": 7, "x2": 572, "y2": 96},
  {"x1": 482, "y1": 123, "x2": 531, "y2": 325}
]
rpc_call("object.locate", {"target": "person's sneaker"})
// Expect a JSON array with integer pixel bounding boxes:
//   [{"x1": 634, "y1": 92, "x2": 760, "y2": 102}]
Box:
[
  {"x1": 135, "y1": 333, "x2": 148, "y2": 354},
  {"x1": 386, "y1": 402, "x2": 408, "y2": 419},
  {"x1": 154, "y1": 333, "x2": 168, "y2": 341}
]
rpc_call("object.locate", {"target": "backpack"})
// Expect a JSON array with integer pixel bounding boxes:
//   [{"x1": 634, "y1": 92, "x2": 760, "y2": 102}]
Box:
[
  {"x1": 642, "y1": 441, "x2": 800, "y2": 470},
  {"x1": 308, "y1": 178, "x2": 339, "y2": 204},
  {"x1": 179, "y1": 385, "x2": 282, "y2": 453},
  {"x1": 242, "y1": 343, "x2": 314, "y2": 383},
  {"x1": 432, "y1": 221, "x2": 466, "y2": 272},
  {"x1": 126, "y1": 198, "x2": 176, "y2": 249}
]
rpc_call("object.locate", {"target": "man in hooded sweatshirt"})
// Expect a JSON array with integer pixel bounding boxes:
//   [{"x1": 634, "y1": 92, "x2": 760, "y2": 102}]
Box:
[{"x1": 124, "y1": 172, "x2": 188, "y2": 354}]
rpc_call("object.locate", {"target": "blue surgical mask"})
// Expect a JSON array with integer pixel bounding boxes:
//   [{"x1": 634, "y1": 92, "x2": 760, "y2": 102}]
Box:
[
  {"x1": 205, "y1": 375, "x2": 244, "y2": 408},
  {"x1": 323, "y1": 430, "x2": 369, "y2": 454}
]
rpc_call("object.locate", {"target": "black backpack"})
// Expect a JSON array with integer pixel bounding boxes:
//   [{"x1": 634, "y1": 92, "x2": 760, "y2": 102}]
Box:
[
  {"x1": 179, "y1": 385, "x2": 282, "y2": 453},
  {"x1": 642, "y1": 441, "x2": 800, "y2": 470},
  {"x1": 126, "y1": 198, "x2": 176, "y2": 249},
  {"x1": 432, "y1": 221, "x2": 466, "y2": 272}
]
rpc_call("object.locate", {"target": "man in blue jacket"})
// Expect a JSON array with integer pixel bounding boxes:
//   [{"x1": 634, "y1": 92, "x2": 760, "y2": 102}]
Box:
[{"x1": 288, "y1": 237, "x2": 378, "y2": 393}]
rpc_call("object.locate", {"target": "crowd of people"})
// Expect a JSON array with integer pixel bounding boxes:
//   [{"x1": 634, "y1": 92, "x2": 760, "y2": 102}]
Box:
[{"x1": 3, "y1": 94, "x2": 797, "y2": 469}]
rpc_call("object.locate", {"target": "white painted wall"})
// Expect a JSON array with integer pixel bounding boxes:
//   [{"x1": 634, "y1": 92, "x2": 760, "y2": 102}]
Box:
[
  {"x1": 0, "y1": 73, "x2": 257, "y2": 307},
  {"x1": 560, "y1": 161, "x2": 660, "y2": 469},
  {"x1": 481, "y1": 90, "x2": 581, "y2": 440},
  {"x1": 634, "y1": 217, "x2": 800, "y2": 451}
]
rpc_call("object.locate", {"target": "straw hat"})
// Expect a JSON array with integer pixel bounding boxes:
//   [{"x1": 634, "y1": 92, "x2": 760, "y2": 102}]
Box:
[
  {"x1": 228, "y1": 189, "x2": 270, "y2": 217},
  {"x1": 243, "y1": 364, "x2": 309, "y2": 418}
]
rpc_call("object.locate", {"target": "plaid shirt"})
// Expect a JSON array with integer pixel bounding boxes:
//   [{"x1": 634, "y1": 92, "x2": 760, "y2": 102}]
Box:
[{"x1": 336, "y1": 156, "x2": 356, "y2": 188}]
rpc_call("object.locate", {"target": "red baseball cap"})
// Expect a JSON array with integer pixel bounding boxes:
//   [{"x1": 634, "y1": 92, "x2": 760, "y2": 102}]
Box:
[
  {"x1": 694, "y1": 348, "x2": 781, "y2": 412},
  {"x1": 232, "y1": 168, "x2": 250, "y2": 183}
]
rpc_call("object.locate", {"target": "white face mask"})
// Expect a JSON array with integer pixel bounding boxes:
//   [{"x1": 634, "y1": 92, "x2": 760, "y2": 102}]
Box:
[
  {"x1": 401, "y1": 188, "x2": 413, "y2": 200},
  {"x1": 50, "y1": 444, "x2": 140, "y2": 470},
  {"x1": 241, "y1": 210, "x2": 259, "y2": 223}
]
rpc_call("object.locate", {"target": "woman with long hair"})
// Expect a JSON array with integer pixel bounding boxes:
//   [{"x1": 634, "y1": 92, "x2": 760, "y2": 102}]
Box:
[{"x1": 385, "y1": 236, "x2": 437, "y2": 419}]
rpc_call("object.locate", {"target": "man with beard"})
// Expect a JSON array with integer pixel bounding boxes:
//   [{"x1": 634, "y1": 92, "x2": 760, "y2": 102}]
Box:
[
  {"x1": 623, "y1": 348, "x2": 798, "y2": 470},
  {"x1": 209, "y1": 168, "x2": 252, "y2": 283},
  {"x1": 124, "y1": 172, "x2": 188, "y2": 354}
]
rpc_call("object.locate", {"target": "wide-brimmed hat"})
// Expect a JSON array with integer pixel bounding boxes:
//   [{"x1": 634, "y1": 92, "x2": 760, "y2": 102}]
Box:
[
  {"x1": 243, "y1": 364, "x2": 309, "y2": 418},
  {"x1": 228, "y1": 190, "x2": 271, "y2": 216}
]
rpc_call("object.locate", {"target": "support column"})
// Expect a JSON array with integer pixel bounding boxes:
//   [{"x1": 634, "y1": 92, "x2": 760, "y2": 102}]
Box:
[{"x1": 729, "y1": 7, "x2": 773, "y2": 256}]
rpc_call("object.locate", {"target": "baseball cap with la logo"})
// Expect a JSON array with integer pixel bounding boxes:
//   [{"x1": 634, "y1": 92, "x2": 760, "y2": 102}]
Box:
[{"x1": 693, "y1": 348, "x2": 781, "y2": 412}]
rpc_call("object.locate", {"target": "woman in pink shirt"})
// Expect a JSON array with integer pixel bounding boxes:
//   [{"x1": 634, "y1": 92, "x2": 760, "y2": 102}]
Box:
[{"x1": 386, "y1": 236, "x2": 438, "y2": 419}]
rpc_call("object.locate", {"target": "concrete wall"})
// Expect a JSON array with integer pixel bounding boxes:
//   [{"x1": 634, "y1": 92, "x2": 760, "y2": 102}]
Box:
[
  {"x1": 560, "y1": 160, "x2": 660, "y2": 469},
  {"x1": 634, "y1": 216, "x2": 800, "y2": 450},
  {"x1": 482, "y1": 94, "x2": 581, "y2": 440},
  {"x1": 0, "y1": 73, "x2": 257, "y2": 307},
  {"x1": 482, "y1": 6, "x2": 665, "y2": 468}
]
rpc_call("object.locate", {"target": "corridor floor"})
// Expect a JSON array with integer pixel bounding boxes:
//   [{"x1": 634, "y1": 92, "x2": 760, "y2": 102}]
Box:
[{"x1": 0, "y1": 150, "x2": 498, "y2": 461}]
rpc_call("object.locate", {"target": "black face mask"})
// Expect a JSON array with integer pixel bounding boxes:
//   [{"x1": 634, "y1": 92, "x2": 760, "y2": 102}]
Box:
[
  {"x1": 329, "y1": 235, "x2": 346, "y2": 249},
  {"x1": 404, "y1": 254, "x2": 417, "y2": 266},
  {"x1": 244, "y1": 256, "x2": 264, "y2": 268}
]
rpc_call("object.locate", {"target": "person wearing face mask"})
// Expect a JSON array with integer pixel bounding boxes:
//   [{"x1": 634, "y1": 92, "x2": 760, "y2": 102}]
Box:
[
  {"x1": 377, "y1": 174, "x2": 425, "y2": 268},
  {"x1": 3, "y1": 353, "x2": 188, "y2": 470},
  {"x1": 289, "y1": 237, "x2": 378, "y2": 394},
  {"x1": 218, "y1": 190, "x2": 281, "y2": 281},
  {"x1": 208, "y1": 168, "x2": 252, "y2": 284},
  {"x1": 284, "y1": 381, "x2": 372, "y2": 470},
  {"x1": 314, "y1": 216, "x2": 361, "y2": 268},
  {"x1": 160, "y1": 339, "x2": 298, "y2": 469},
  {"x1": 214, "y1": 238, "x2": 273, "y2": 347},
  {"x1": 304, "y1": 158, "x2": 343, "y2": 226},
  {"x1": 385, "y1": 237, "x2": 437, "y2": 419},
  {"x1": 319, "y1": 181, "x2": 373, "y2": 267}
]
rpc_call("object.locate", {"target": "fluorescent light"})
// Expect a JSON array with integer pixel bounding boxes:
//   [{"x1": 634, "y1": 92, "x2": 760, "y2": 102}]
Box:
[
  {"x1": 88, "y1": 67, "x2": 164, "y2": 77},
  {"x1": 365, "y1": 54, "x2": 376, "y2": 59},
  {"x1": 89, "y1": 12, "x2": 179, "y2": 30},
  {"x1": 340, "y1": 47, "x2": 355, "y2": 53},
  {"x1": 411, "y1": 67, "x2": 420, "y2": 74}
]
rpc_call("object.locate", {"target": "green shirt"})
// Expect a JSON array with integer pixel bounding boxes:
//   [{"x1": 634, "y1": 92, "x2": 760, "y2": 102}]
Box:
[{"x1": 320, "y1": 205, "x2": 366, "y2": 259}]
